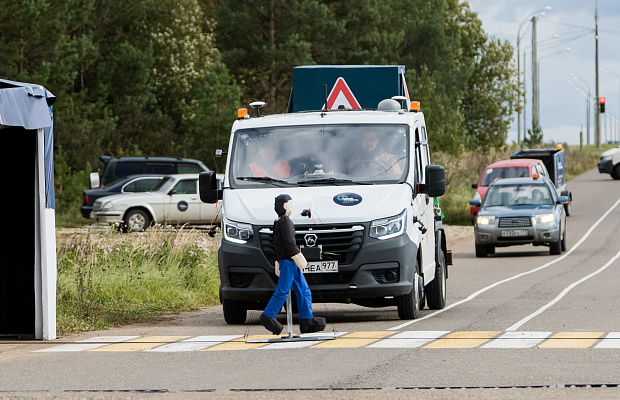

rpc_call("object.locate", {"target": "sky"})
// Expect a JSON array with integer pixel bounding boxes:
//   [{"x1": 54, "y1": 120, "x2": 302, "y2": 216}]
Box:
[{"x1": 467, "y1": 0, "x2": 620, "y2": 145}]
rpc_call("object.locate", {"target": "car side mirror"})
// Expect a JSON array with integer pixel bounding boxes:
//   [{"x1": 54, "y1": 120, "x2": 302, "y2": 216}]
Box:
[
  {"x1": 199, "y1": 171, "x2": 221, "y2": 203},
  {"x1": 557, "y1": 195, "x2": 569, "y2": 205},
  {"x1": 420, "y1": 165, "x2": 445, "y2": 197},
  {"x1": 89, "y1": 173, "x2": 100, "y2": 189},
  {"x1": 472, "y1": 183, "x2": 478, "y2": 189},
  {"x1": 168, "y1": 189, "x2": 177, "y2": 195},
  {"x1": 469, "y1": 199, "x2": 481, "y2": 207}
]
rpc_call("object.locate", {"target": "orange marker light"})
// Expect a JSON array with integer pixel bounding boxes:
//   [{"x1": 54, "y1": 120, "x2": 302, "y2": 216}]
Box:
[
  {"x1": 557, "y1": 144, "x2": 563, "y2": 150},
  {"x1": 411, "y1": 101, "x2": 421, "y2": 111},
  {"x1": 238, "y1": 108, "x2": 248, "y2": 119},
  {"x1": 533, "y1": 173, "x2": 539, "y2": 179}
]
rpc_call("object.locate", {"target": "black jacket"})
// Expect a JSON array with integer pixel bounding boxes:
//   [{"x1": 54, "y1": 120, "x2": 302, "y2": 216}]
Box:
[{"x1": 273, "y1": 216, "x2": 299, "y2": 260}]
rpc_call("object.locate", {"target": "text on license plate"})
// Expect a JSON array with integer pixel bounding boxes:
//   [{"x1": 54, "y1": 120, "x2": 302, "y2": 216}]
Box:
[
  {"x1": 303, "y1": 261, "x2": 338, "y2": 273},
  {"x1": 501, "y1": 229, "x2": 528, "y2": 237}
]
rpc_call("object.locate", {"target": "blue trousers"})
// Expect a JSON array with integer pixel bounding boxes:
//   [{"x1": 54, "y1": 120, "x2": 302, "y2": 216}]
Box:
[{"x1": 263, "y1": 259, "x2": 314, "y2": 319}]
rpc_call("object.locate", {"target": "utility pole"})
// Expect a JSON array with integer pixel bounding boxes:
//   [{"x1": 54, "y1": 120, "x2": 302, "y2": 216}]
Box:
[
  {"x1": 595, "y1": 0, "x2": 601, "y2": 149},
  {"x1": 531, "y1": 16, "x2": 539, "y2": 128}
]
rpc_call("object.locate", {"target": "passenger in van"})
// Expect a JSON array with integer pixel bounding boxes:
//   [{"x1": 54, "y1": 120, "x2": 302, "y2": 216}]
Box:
[
  {"x1": 346, "y1": 131, "x2": 402, "y2": 175},
  {"x1": 248, "y1": 136, "x2": 291, "y2": 178}
]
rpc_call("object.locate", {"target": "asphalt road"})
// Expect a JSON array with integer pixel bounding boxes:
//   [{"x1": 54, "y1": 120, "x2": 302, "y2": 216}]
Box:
[{"x1": 2, "y1": 168, "x2": 620, "y2": 400}]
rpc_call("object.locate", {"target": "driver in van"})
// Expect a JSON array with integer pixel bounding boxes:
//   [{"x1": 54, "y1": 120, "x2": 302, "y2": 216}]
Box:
[
  {"x1": 346, "y1": 131, "x2": 402, "y2": 175},
  {"x1": 248, "y1": 136, "x2": 291, "y2": 178}
]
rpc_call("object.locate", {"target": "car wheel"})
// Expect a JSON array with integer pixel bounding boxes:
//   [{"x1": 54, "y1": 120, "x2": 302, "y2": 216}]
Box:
[
  {"x1": 397, "y1": 259, "x2": 421, "y2": 320},
  {"x1": 612, "y1": 165, "x2": 620, "y2": 180},
  {"x1": 561, "y1": 226, "x2": 567, "y2": 252},
  {"x1": 475, "y1": 243, "x2": 489, "y2": 258},
  {"x1": 222, "y1": 297, "x2": 248, "y2": 324},
  {"x1": 123, "y1": 209, "x2": 150, "y2": 232},
  {"x1": 426, "y1": 250, "x2": 447, "y2": 310},
  {"x1": 549, "y1": 225, "x2": 562, "y2": 255}
]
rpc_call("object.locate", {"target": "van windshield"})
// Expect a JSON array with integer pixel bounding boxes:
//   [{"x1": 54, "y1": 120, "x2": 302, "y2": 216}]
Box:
[{"x1": 230, "y1": 124, "x2": 408, "y2": 187}]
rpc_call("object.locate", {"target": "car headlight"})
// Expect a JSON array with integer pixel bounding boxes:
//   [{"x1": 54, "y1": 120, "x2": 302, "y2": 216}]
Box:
[
  {"x1": 223, "y1": 220, "x2": 254, "y2": 244},
  {"x1": 102, "y1": 201, "x2": 114, "y2": 210},
  {"x1": 476, "y1": 215, "x2": 495, "y2": 225},
  {"x1": 535, "y1": 213, "x2": 555, "y2": 224},
  {"x1": 370, "y1": 209, "x2": 406, "y2": 240}
]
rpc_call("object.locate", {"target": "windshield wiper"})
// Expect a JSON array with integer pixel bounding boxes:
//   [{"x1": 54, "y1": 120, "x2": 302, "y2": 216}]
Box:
[
  {"x1": 298, "y1": 177, "x2": 372, "y2": 185},
  {"x1": 237, "y1": 176, "x2": 290, "y2": 186}
]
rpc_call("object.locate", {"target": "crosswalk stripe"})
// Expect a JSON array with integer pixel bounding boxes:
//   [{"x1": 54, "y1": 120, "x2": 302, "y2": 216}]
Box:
[
  {"x1": 146, "y1": 335, "x2": 242, "y2": 352},
  {"x1": 205, "y1": 335, "x2": 275, "y2": 351},
  {"x1": 34, "y1": 336, "x2": 139, "y2": 352},
  {"x1": 482, "y1": 331, "x2": 552, "y2": 349},
  {"x1": 257, "y1": 332, "x2": 346, "y2": 350},
  {"x1": 367, "y1": 331, "x2": 450, "y2": 349},
  {"x1": 423, "y1": 331, "x2": 501, "y2": 348},
  {"x1": 89, "y1": 336, "x2": 190, "y2": 352},
  {"x1": 311, "y1": 331, "x2": 393, "y2": 348},
  {"x1": 594, "y1": 332, "x2": 620, "y2": 349},
  {"x1": 537, "y1": 332, "x2": 604, "y2": 348}
]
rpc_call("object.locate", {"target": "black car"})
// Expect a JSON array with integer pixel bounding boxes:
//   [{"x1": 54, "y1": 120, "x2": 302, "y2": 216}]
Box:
[{"x1": 81, "y1": 174, "x2": 167, "y2": 218}]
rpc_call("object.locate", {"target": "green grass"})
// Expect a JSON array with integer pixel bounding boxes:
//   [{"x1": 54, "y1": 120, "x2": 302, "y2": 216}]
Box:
[{"x1": 56, "y1": 226, "x2": 221, "y2": 335}]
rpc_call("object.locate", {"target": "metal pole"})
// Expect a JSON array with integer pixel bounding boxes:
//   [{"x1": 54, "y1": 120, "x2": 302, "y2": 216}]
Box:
[
  {"x1": 595, "y1": 0, "x2": 601, "y2": 149},
  {"x1": 531, "y1": 16, "x2": 539, "y2": 128}
]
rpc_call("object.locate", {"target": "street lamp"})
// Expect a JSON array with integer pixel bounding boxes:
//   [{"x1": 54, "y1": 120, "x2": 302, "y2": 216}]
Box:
[
  {"x1": 537, "y1": 48, "x2": 571, "y2": 127},
  {"x1": 516, "y1": 6, "x2": 551, "y2": 143},
  {"x1": 600, "y1": 67, "x2": 620, "y2": 136},
  {"x1": 569, "y1": 73, "x2": 592, "y2": 146}
]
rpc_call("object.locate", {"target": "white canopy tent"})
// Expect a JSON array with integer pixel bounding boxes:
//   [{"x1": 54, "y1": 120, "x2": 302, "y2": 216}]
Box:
[{"x1": 0, "y1": 78, "x2": 57, "y2": 340}]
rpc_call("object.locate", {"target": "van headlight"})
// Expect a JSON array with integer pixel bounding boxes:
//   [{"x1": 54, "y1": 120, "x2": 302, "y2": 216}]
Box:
[
  {"x1": 370, "y1": 209, "x2": 406, "y2": 240},
  {"x1": 223, "y1": 219, "x2": 255, "y2": 243},
  {"x1": 601, "y1": 155, "x2": 612, "y2": 162},
  {"x1": 476, "y1": 215, "x2": 495, "y2": 225},
  {"x1": 535, "y1": 213, "x2": 555, "y2": 224}
]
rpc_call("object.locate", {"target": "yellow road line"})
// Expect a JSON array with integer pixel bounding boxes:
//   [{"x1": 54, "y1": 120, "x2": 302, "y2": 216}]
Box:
[
  {"x1": 538, "y1": 332, "x2": 604, "y2": 348},
  {"x1": 89, "y1": 336, "x2": 189, "y2": 352},
  {"x1": 311, "y1": 331, "x2": 394, "y2": 348},
  {"x1": 205, "y1": 335, "x2": 275, "y2": 351},
  {"x1": 424, "y1": 331, "x2": 501, "y2": 348}
]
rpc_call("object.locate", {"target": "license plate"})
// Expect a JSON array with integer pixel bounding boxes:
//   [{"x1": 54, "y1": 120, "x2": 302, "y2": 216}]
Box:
[
  {"x1": 501, "y1": 229, "x2": 528, "y2": 237},
  {"x1": 303, "y1": 261, "x2": 338, "y2": 273}
]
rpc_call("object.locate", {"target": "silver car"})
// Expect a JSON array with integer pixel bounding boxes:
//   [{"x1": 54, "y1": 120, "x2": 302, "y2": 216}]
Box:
[
  {"x1": 92, "y1": 174, "x2": 222, "y2": 232},
  {"x1": 469, "y1": 177, "x2": 568, "y2": 257}
]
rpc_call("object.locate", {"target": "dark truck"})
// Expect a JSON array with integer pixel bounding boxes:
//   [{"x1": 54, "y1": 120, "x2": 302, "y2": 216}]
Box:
[{"x1": 511, "y1": 146, "x2": 572, "y2": 216}]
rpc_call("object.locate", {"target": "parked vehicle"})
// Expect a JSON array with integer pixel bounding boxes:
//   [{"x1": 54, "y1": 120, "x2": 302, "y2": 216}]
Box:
[
  {"x1": 92, "y1": 174, "x2": 222, "y2": 232},
  {"x1": 511, "y1": 146, "x2": 572, "y2": 216},
  {"x1": 91, "y1": 156, "x2": 209, "y2": 188},
  {"x1": 470, "y1": 158, "x2": 549, "y2": 222},
  {"x1": 598, "y1": 144, "x2": 620, "y2": 180},
  {"x1": 470, "y1": 177, "x2": 568, "y2": 257},
  {"x1": 199, "y1": 65, "x2": 452, "y2": 324},
  {"x1": 81, "y1": 174, "x2": 166, "y2": 219}
]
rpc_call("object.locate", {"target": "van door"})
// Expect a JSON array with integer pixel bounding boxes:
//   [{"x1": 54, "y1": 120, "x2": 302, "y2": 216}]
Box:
[
  {"x1": 415, "y1": 126, "x2": 435, "y2": 279},
  {"x1": 165, "y1": 179, "x2": 202, "y2": 224}
]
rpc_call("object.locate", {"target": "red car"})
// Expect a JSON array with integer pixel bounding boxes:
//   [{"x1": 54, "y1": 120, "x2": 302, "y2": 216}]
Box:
[{"x1": 470, "y1": 159, "x2": 549, "y2": 222}]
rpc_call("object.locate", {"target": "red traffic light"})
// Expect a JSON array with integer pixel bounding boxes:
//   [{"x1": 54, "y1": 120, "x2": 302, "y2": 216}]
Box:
[
  {"x1": 599, "y1": 97, "x2": 606, "y2": 104},
  {"x1": 599, "y1": 97, "x2": 606, "y2": 113}
]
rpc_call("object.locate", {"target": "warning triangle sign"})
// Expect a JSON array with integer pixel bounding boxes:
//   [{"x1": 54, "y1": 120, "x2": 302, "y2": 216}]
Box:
[{"x1": 325, "y1": 77, "x2": 361, "y2": 110}]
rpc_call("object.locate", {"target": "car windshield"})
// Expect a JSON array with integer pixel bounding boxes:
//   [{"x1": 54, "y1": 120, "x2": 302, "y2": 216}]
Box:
[
  {"x1": 484, "y1": 184, "x2": 554, "y2": 207},
  {"x1": 149, "y1": 176, "x2": 175, "y2": 193},
  {"x1": 480, "y1": 167, "x2": 529, "y2": 186},
  {"x1": 230, "y1": 124, "x2": 408, "y2": 187}
]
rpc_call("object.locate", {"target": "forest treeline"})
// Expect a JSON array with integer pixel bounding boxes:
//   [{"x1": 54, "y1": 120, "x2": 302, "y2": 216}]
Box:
[{"x1": 1, "y1": 0, "x2": 519, "y2": 175}]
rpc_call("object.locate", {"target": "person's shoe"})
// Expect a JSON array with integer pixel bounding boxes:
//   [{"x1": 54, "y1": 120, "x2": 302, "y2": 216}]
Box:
[
  {"x1": 300, "y1": 317, "x2": 326, "y2": 334},
  {"x1": 259, "y1": 313, "x2": 283, "y2": 335}
]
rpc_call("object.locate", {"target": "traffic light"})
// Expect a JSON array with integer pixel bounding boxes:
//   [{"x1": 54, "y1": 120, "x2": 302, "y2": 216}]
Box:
[{"x1": 599, "y1": 97, "x2": 606, "y2": 113}]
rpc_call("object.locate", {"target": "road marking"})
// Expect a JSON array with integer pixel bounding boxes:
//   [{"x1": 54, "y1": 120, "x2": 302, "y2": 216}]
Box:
[
  {"x1": 595, "y1": 332, "x2": 620, "y2": 348},
  {"x1": 537, "y1": 332, "x2": 604, "y2": 348},
  {"x1": 367, "y1": 331, "x2": 450, "y2": 348},
  {"x1": 89, "y1": 336, "x2": 190, "y2": 352},
  {"x1": 34, "y1": 336, "x2": 139, "y2": 352},
  {"x1": 205, "y1": 335, "x2": 275, "y2": 351},
  {"x1": 506, "y1": 249, "x2": 620, "y2": 332},
  {"x1": 389, "y1": 196, "x2": 620, "y2": 331},
  {"x1": 146, "y1": 335, "x2": 242, "y2": 352},
  {"x1": 257, "y1": 332, "x2": 346, "y2": 350},
  {"x1": 311, "y1": 331, "x2": 393, "y2": 348},
  {"x1": 482, "y1": 331, "x2": 552, "y2": 348},
  {"x1": 423, "y1": 331, "x2": 500, "y2": 348}
]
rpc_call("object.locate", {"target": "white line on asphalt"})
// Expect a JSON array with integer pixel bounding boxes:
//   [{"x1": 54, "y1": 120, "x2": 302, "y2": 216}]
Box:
[
  {"x1": 505, "y1": 249, "x2": 620, "y2": 331},
  {"x1": 35, "y1": 336, "x2": 139, "y2": 352},
  {"x1": 388, "y1": 196, "x2": 620, "y2": 331}
]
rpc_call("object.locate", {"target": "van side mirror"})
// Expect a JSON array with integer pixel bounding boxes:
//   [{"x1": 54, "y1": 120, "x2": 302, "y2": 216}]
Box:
[
  {"x1": 199, "y1": 171, "x2": 221, "y2": 203},
  {"x1": 422, "y1": 165, "x2": 446, "y2": 197},
  {"x1": 89, "y1": 173, "x2": 100, "y2": 189}
]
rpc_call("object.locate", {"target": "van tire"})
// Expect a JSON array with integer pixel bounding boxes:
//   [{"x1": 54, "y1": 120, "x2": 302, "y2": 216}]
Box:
[
  {"x1": 426, "y1": 250, "x2": 446, "y2": 310},
  {"x1": 222, "y1": 297, "x2": 247, "y2": 324},
  {"x1": 396, "y1": 260, "x2": 421, "y2": 320},
  {"x1": 123, "y1": 209, "x2": 151, "y2": 232},
  {"x1": 612, "y1": 165, "x2": 620, "y2": 180}
]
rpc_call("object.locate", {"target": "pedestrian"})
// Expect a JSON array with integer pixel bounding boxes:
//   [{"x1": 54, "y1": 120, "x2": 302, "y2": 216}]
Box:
[{"x1": 259, "y1": 194, "x2": 326, "y2": 335}]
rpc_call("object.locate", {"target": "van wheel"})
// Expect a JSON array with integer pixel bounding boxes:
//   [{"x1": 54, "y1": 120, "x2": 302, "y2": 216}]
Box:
[
  {"x1": 426, "y1": 250, "x2": 447, "y2": 310},
  {"x1": 123, "y1": 209, "x2": 150, "y2": 232},
  {"x1": 612, "y1": 165, "x2": 620, "y2": 180},
  {"x1": 222, "y1": 297, "x2": 247, "y2": 324},
  {"x1": 397, "y1": 260, "x2": 421, "y2": 320}
]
